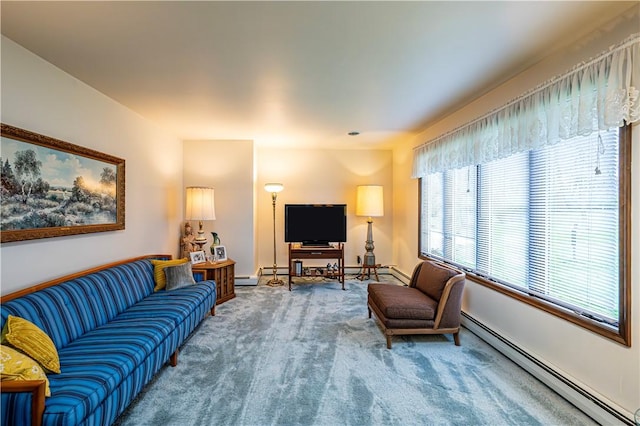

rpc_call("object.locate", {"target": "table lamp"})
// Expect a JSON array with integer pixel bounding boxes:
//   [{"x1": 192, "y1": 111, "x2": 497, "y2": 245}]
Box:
[{"x1": 185, "y1": 186, "x2": 216, "y2": 252}]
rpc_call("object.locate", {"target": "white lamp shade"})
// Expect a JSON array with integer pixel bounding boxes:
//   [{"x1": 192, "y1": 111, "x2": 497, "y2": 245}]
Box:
[
  {"x1": 356, "y1": 185, "x2": 384, "y2": 217},
  {"x1": 185, "y1": 187, "x2": 216, "y2": 220},
  {"x1": 264, "y1": 183, "x2": 284, "y2": 193}
]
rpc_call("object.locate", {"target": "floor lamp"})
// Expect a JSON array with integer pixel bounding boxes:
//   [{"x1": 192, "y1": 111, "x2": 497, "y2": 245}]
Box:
[
  {"x1": 264, "y1": 183, "x2": 284, "y2": 287},
  {"x1": 356, "y1": 185, "x2": 383, "y2": 279}
]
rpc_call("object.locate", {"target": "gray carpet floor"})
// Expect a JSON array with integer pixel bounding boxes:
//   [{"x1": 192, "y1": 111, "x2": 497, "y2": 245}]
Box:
[{"x1": 114, "y1": 276, "x2": 597, "y2": 426}]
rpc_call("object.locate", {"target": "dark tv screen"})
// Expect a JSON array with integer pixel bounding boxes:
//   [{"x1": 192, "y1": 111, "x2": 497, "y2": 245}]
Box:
[{"x1": 284, "y1": 204, "x2": 347, "y2": 245}]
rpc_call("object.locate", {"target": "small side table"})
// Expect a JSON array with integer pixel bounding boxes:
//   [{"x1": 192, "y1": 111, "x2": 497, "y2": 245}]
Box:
[
  {"x1": 357, "y1": 264, "x2": 381, "y2": 281},
  {"x1": 192, "y1": 259, "x2": 236, "y2": 305}
]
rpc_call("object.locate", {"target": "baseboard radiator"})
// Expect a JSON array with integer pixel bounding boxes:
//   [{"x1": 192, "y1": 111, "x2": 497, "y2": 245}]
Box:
[
  {"x1": 389, "y1": 266, "x2": 410, "y2": 284},
  {"x1": 235, "y1": 276, "x2": 258, "y2": 286},
  {"x1": 461, "y1": 312, "x2": 634, "y2": 425}
]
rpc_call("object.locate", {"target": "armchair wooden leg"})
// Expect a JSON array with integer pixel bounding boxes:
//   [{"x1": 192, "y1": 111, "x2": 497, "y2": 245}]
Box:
[
  {"x1": 386, "y1": 334, "x2": 392, "y2": 349},
  {"x1": 453, "y1": 332, "x2": 460, "y2": 346},
  {"x1": 170, "y1": 349, "x2": 178, "y2": 367},
  {"x1": 368, "y1": 307, "x2": 372, "y2": 318}
]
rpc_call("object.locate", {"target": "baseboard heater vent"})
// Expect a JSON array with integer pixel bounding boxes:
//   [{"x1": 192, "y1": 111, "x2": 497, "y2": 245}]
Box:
[
  {"x1": 235, "y1": 276, "x2": 258, "y2": 286},
  {"x1": 461, "y1": 312, "x2": 634, "y2": 425},
  {"x1": 389, "y1": 266, "x2": 410, "y2": 284}
]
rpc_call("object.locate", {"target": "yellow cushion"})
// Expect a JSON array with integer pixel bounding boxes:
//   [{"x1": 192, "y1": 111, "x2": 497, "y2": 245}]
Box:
[
  {"x1": 1, "y1": 315, "x2": 61, "y2": 374},
  {"x1": 0, "y1": 344, "x2": 51, "y2": 397},
  {"x1": 150, "y1": 258, "x2": 189, "y2": 291}
]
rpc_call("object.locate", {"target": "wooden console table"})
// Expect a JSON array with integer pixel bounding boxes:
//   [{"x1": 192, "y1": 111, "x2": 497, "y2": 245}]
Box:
[
  {"x1": 288, "y1": 243, "x2": 344, "y2": 291},
  {"x1": 192, "y1": 259, "x2": 236, "y2": 304}
]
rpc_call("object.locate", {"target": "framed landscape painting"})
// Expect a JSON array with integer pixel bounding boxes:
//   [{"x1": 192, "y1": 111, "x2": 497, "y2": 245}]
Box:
[{"x1": 1, "y1": 124, "x2": 125, "y2": 243}]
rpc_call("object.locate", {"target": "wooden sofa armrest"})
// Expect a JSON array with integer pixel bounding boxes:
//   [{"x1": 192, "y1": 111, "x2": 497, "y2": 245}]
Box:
[
  {"x1": 1, "y1": 380, "x2": 46, "y2": 426},
  {"x1": 433, "y1": 274, "x2": 466, "y2": 329}
]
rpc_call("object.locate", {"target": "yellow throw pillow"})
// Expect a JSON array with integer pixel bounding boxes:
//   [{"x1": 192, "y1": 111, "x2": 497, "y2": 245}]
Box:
[
  {"x1": 150, "y1": 258, "x2": 189, "y2": 291},
  {"x1": 1, "y1": 315, "x2": 61, "y2": 374},
  {"x1": 0, "y1": 344, "x2": 51, "y2": 397}
]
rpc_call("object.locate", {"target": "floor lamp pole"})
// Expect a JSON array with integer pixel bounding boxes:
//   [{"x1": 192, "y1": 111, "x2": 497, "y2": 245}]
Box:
[{"x1": 267, "y1": 191, "x2": 284, "y2": 287}]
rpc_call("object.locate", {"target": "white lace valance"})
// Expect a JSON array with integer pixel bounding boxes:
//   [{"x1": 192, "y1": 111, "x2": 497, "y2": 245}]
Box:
[{"x1": 412, "y1": 33, "x2": 640, "y2": 178}]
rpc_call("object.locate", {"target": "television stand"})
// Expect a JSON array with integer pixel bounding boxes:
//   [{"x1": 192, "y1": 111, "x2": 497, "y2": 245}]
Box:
[{"x1": 288, "y1": 243, "x2": 345, "y2": 291}]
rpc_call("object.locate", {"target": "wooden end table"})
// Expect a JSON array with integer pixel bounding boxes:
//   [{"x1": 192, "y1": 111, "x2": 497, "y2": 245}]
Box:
[{"x1": 192, "y1": 259, "x2": 236, "y2": 305}]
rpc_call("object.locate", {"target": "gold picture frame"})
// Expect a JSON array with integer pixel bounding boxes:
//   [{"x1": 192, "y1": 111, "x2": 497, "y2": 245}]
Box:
[{"x1": 1, "y1": 123, "x2": 125, "y2": 243}]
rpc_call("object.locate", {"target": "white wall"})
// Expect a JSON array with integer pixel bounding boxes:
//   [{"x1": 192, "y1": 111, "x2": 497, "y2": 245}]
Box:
[
  {"x1": 256, "y1": 148, "x2": 393, "y2": 273},
  {"x1": 392, "y1": 5, "x2": 640, "y2": 417},
  {"x1": 182, "y1": 144, "x2": 394, "y2": 278},
  {"x1": 0, "y1": 36, "x2": 184, "y2": 295},
  {"x1": 183, "y1": 140, "x2": 255, "y2": 277}
]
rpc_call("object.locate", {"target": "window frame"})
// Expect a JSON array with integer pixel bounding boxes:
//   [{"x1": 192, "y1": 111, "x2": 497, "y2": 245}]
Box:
[{"x1": 418, "y1": 125, "x2": 631, "y2": 347}]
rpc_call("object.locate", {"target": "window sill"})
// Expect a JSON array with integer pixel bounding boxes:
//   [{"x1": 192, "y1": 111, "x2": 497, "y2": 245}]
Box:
[{"x1": 464, "y1": 267, "x2": 629, "y2": 346}]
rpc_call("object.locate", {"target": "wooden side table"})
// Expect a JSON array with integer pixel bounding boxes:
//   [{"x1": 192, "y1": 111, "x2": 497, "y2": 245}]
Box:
[{"x1": 192, "y1": 259, "x2": 236, "y2": 305}]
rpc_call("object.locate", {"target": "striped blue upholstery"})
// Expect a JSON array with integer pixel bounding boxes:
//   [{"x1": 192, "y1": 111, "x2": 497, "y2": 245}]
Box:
[
  {"x1": 0, "y1": 260, "x2": 155, "y2": 349},
  {"x1": 1, "y1": 393, "x2": 31, "y2": 426},
  {"x1": 116, "y1": 284, "x2": 216, "y2": 327},
  {"x1": 0, "y1": 259, "x2": 216, "y2": 426}
]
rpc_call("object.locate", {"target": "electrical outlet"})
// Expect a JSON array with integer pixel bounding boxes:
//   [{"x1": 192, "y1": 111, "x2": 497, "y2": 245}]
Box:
[{"x1": 357, "y1": 255, "x2": 362, "y2": 265}]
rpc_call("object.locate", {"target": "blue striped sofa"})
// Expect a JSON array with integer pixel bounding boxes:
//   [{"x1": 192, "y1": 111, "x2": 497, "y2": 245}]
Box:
[{"x1": 0, "y1": 255, "x2": 217, "y2": 426}]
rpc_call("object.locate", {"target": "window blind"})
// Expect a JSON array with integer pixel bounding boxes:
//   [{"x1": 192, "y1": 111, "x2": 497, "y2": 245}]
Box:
[
  {"x1": 477, "y1": 152, "x2": 529, "y2": 287},
  {"x1": 446, "y1": 167, "x2": 476, "y2": 269},
  {"x1": 420, "y1": 127, "x2": 622, "y2": 326},
  {"x1": 528, "y1": 129, "x2": 619, "y2": 322}
]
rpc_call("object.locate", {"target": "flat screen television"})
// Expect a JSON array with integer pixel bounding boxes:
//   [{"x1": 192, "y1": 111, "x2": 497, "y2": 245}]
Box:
[{"x1": 285, "y1": 204, "x2": 347, "y2": 246}]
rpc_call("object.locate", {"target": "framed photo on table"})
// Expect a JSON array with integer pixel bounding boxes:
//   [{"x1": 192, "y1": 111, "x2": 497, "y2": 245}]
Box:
[
  {"x1": 189, "y1": 250, "x2": 206, "y2": 264},
  {"x1": 214, "y1": 245, "x2": 228, "y2": 262}
]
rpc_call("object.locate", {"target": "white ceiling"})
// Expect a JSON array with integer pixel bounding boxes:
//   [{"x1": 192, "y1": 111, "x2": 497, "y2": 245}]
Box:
[{"x1": 1, "y1": 1, "x2": 635, "y2": 149}]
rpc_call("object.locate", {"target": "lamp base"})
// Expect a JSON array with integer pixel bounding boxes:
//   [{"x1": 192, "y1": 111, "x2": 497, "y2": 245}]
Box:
[
  {"x1": 193, "y1": 240, "x2": 207, "y2": 252},
  {"x1": 363, "y1": 253, "x2": 376, "y2": 266},
  {"x1": 266, "y1": 278, "x2": 284, "y2": 287}
]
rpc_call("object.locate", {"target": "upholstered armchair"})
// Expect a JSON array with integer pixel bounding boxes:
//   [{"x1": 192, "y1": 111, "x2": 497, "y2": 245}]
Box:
[{"x1": 367, "y1": 260, "x2": 466, "y2": 349}]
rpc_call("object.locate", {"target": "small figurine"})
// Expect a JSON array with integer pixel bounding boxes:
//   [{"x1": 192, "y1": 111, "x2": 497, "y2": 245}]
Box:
[{"x1": 181, "y1": 222, "x2": 196, "y2": 259}]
